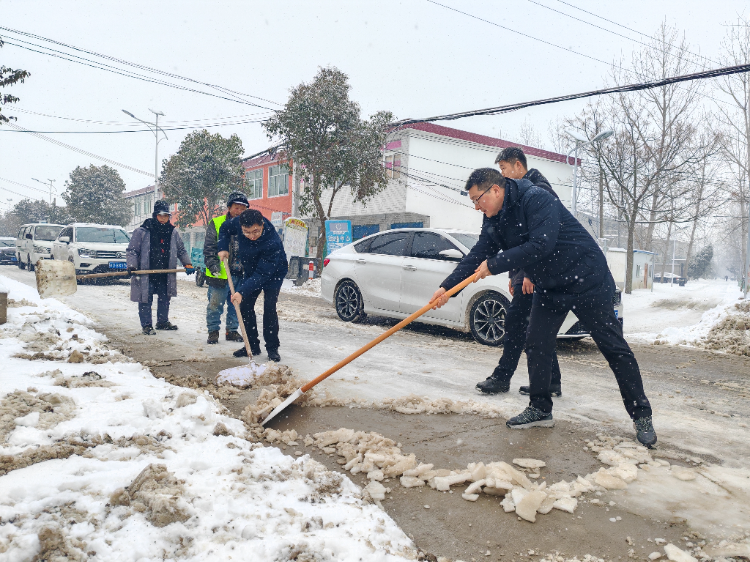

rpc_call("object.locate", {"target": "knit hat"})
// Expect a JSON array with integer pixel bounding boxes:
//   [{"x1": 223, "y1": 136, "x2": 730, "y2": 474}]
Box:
[
  {"x1": 153, "y1": 199, "x2": 170, "y2": 217},
  {"x1": 227, "y1": 192, "x2": 249, "y2": 208}
]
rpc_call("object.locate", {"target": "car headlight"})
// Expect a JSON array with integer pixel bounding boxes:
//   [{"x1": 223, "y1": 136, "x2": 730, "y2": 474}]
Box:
[
  {"x1": 33, "y1": 245, "x2": 49, "y2": 254},
  {"x1": 78, "y1": 248, "x2": 96, "y2": 258}
]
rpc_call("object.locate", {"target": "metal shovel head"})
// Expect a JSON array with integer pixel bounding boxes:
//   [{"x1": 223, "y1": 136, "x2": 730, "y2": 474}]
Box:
[
  {"x1": 35, "y1": 259, "x2": 78, "y2": 299},
  {"x1": 215, "y1": 362, "x2": 267, "y2": 388}
]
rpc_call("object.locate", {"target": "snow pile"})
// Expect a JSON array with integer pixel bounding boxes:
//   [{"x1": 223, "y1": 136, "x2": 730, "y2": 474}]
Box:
[
  {"x1": 215, "y1": 362, "x2": 268, "y2": 387},
  {"x1": 0, "y1": 275, "x2": 417, "y2": 561},
  {"x1": 701, "y1": 300, "x2": 750, "y2": 356},
  {"x1": 281, "y1": 277, "x2": 322, "y2": 297}
]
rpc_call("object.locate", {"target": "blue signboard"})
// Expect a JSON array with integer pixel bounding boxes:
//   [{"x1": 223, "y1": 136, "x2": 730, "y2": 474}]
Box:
[{"x1": 325, "y1": 220, "x2": 352, "y2": 256}]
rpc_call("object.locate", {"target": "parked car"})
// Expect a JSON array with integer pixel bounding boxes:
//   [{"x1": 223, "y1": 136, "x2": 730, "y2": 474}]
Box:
[
  {"x1": 0, "y1": 237, "x2": 17, "y2": 265},
  {"x1": 52, "y1": 223, "x2": 131, "y2": 275},
  {"x1": 14, "y1": 223, "x2": 65, "y2": 271},
  {"x1": 321, "y1": 228, "x2": 623, "y2": 346}
]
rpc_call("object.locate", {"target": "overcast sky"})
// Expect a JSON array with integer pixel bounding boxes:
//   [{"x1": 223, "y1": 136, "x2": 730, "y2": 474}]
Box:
[{"x1": 0, "y1": 0, "x2": 746, "y2": 209}]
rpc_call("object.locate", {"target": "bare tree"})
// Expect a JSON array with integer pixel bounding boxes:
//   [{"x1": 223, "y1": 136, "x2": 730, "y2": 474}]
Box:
[{"x1": 715, "y1": 15, "x2": 750, "y2": 291}]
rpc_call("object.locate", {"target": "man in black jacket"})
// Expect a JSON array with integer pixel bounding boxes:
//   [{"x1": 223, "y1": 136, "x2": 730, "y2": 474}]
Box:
[
  {"x1": 475, "y1": 147, "x2": 563, "y2": 397},
  {"x1": 218, "y1": 209, "x2": 288, "y2": 362},
  {"x1": 431, "y1": 168, "x2": 656, "y2": 447}
]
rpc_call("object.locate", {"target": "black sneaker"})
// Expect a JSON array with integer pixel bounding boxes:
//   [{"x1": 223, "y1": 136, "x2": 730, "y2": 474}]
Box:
[
  {"x1": 519, "y1": 385, "x2": 562, "y2": 397},
  {"x1": 225, "y1": 331, "x2": 243, "y2": 342},
  {"x1": 142, "y1": 326, "x2": 156, "y2": 336},
  {"x1": 506, "y1": 405, "x2": 555, "y2": 429},
  {"x1": 234, "y1": 343, "x2": 261, "y2": 358},
  {"x1": 267, "y1": 349, "x2": 281, "y2": 362},
  {"x1": 155, "y1": 321, "x2": 178, "y2": 331},
  {"x1": 207, "y1": 331, "x2": 219, "y2": 344},
  {"x1": 476, "y1": 375, "x2": 510, "y2": 394},
  {"x1": 633, "y1": 416, "x2": 657, "y2": 448}
]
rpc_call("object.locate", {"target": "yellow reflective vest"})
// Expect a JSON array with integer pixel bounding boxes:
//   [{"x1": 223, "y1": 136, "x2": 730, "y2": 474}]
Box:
[{"x1": 205, "y1": 215, "x2": 228, "y2": 280}]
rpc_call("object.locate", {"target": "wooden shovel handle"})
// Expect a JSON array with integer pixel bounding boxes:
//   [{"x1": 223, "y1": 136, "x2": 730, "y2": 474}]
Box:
[
  {"x1": 76, "y1": 268, "x2": 186, "y2": 279},
  {"x1": 300, "y1": 273, "x2": 478, "y2": 393},
  {"x1": 224, "y1": 258, "x2": 253, "y2": 360}
]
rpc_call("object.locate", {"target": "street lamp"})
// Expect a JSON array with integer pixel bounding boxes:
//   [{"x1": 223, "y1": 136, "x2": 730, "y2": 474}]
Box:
[
  {"x1": 565, "y1": 129, "x2": 613, "y2": 218},
  {"x1": 122, "y1": 108, "x2": 168, "y2": 200},
  {"x1": 32, "y1": 178, "x2": 56, "y2": 205}
]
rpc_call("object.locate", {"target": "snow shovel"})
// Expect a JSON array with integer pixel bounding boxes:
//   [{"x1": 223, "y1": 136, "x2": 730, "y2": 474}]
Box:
[
  {"x1": 215, "y1": 258, "x2": 268, "y2": 387},
  {"x1": 261, "y1": 272, "x2": 480, "y2": 426},
  {"x1": 34, "y1": 259, "x2": 187, "y2": 299}
]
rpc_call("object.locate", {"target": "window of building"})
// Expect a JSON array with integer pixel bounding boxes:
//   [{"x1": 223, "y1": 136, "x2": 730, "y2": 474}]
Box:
[
  {"x1": 246, "y1": 169, "x2": 263, "y2": 199},
  {"x1": 268, "y1": 165, "x2": 289, "y2": 197},
  {"x1": 385, "y1": 153, "x2": 401, "y2": 179}
]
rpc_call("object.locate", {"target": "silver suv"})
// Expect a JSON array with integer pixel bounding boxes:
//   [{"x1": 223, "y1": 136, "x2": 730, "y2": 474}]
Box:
[{"x1": 52, "y1": 223, "x2": 131, "y2": 275}]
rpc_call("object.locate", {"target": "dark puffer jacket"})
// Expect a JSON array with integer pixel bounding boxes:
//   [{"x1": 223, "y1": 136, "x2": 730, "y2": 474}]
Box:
[
  {"x1": 441, "y1": 178, "x2": 612, "y2": 307},
  {"x1": 217, "y1": 216, "x2": 288, "y2": 297}
]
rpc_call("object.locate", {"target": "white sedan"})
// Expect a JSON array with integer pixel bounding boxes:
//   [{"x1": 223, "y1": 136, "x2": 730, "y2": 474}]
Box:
[{"x1": 321, "y1": 228, "x2": 621, "y2": 346}]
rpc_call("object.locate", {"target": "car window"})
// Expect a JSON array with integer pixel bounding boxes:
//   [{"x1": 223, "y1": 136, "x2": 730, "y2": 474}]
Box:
[
  {"x1": 0, "y1": 240, "x2": 13, "y2": 247},
  {"x1": 410, "y1": 232, "x2": 461, "y2": 261},
  {"x1": 368, "y1": 232, "x2": 409, "y2": 256},
  {"x1": 447, "y1": 233, "x2": 479, "y2": 251},
  {"x1": 34, "y1": 225, "x2": 63, "y2": 241},
  {"x1": 59, "y1": 227, "x2": 73, "y2": 240},
  {"x1": 354, "y1": 237, "x2": 374, "y2": 253},
  {"x1": 75, "y1": 227, "x2": 131, "y2": 243}
]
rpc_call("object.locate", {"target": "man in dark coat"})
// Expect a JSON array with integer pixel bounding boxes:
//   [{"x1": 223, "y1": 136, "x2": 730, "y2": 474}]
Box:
[
  {"x1": 126, "y1": 200, "x2": 194, "y2": 335},
  {"x1": 474, "y1": 146, "x2": 563, "y2": 397},
  {"x1": 218, "y1": 208, "x2": 288, "y2": 362},
  {"x1": 431, "y1": 168, "x2": 656, "y2": 447}
]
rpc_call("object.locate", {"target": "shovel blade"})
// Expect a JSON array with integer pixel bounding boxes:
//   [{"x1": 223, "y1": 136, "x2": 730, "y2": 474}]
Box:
[
  {"x1": 35, "y1": 259, "x2": 78, "y2": 299},
  {"x1": 262, "y1": 388, "x2": 304, "y2": 426}
]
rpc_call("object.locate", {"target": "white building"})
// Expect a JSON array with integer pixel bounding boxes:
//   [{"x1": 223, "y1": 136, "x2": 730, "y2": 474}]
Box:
[
  {"x1": 122, "y1": 185, "x2": 156, "y2": 231},
  {"x1": 318, "y1": 122, "x2": 575, "y2": 237},
  {"x1": 606, "y1": 247, "x2": 656, "y2": 290}
]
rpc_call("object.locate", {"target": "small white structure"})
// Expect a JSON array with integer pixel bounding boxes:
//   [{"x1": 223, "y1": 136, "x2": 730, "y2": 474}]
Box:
[
  {"x1": 606, "y1": 248, "x2": 655, "y2": 290},
  {"x1": 322, "y1": 122, "x2": 575, "y2": 234}
]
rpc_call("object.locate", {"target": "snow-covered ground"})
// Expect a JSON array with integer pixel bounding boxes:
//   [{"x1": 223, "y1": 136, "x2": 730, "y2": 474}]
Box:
[
  {"x1": 281, "y1": 277, "x2": 322, "y2": 298},
  {"x1": 0, "y1": 276, "x2": 415, "y2": 561},
  {"x1": 623, "y1": 279, "x2": 744, "y2": 347}
]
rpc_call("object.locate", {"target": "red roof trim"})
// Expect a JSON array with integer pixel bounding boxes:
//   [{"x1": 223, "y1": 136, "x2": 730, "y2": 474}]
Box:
[{"x1": 403, "y1": 122, "x2": 573, "y2": 164}]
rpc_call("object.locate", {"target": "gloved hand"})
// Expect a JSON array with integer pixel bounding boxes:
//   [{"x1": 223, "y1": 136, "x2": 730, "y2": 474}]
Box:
[
  {"x1": 127, "y1": 266, "x2": 138, "y2": 275},
  {"x1": 209, "y1": 265, "x2": 221, "y2": 276},
  {"x1": 184, "y1": 264, "x2": 195, "y2": 276}
]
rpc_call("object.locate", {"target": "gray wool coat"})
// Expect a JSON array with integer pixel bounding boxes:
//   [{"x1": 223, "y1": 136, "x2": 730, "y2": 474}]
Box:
[{"x1": 126, "y1": 224, "x2": 190, "y2": 303}]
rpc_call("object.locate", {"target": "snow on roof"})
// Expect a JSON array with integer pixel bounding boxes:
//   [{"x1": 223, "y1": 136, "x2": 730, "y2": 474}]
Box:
[
  {"x1": 402, "y1": 122, "x2": 574, "y2": 164},
  {"x1": 123, "y1": 185, "x2": 155, "y2": 198}
]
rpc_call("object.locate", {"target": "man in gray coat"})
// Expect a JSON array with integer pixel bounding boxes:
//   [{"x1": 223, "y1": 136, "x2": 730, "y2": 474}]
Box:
[{"x1": 127, "y1": 200, "x2": 194, "y2": 335}]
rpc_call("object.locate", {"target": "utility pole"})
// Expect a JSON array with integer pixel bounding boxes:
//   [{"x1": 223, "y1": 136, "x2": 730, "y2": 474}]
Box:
[
  {"x1": 122, "y1": 109, "x2": 168, "y2": 201},
  {"x1": 31, "y1": 178, "x2": 56, "y2": 205}
]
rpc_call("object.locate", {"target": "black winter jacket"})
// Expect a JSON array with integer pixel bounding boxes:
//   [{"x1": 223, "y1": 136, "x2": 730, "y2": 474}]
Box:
[
  {"x1": 441, "y1": 178, "x2": 612, "y2": 306},
  {"x1": 218, "y1": 216, "x2": 289, "y2": 297},
  {"x1": 510, "y1": 168, "x2": 556, "y2": 286}
]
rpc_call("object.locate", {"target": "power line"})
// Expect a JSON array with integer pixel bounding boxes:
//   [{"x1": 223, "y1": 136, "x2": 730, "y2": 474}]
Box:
[
  {"x1": 394, "y1": 62, "x2": 750, "y2": 125},
  {"x1": 0, "y1": 176, "x2": 49, "y2": 194},
  {"x1": 0, "y1": 26, "x2": 280, "y2": 107},
  {"x1": 6, "y1": 122, "x2": 152, "y2": 176},
  {"x1": 11, "y1": 107, "x2": 273, "y2": 126},
  {"x1": 0, "y1": 118, "x2": 267, "y2": 134},
  {"x1": 0, "y1": 36, "x2": 275, "y2": 110}
]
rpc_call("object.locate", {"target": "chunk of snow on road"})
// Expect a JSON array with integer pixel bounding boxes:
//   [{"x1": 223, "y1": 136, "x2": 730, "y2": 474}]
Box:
[
  {"x1": 664, "y1": 543, "x2": 697, "y2": 562},
  {"x1": 513, "y1": 458, "x2": 546, "y2": 469}
]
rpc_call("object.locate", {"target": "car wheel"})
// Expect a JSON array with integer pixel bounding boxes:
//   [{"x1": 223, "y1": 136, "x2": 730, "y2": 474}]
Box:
[
  {"x1": 469, "y1": 292, "x2": 510, "y2": 346},
  {"x1": 195, "y1": 269, "x2": 206, "y2": 288},
  {"x1": 335, "y1": 280, "x2": 365, "y2": 322},
  {"x1": 17, "y1": 254, "x2": 25, "y2": 269},
  {"x1": 27, "y1": 255, "x2": 34, "y2": 272}
]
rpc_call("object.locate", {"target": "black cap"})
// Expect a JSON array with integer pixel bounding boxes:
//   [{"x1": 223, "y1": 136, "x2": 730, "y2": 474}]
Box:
[
  {"x1": 153, "y1": 200, "x2": 170, "y2": 217},
  {"x1": 227, "y1": 192, "x2": 249, "y2": 208}
]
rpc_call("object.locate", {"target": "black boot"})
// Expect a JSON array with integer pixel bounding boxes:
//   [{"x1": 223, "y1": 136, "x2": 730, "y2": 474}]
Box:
[
  {"x1": 142, "y1": 326, "x2": 156, "y2": 336},
  {"x1": 207, "y1": 331, "x2": 219, "y2": 344},
  {"x1": 476, "y1": 373, "x2": 510, "y2": 394},
  {"x1": 633, "y1": 416, "x2": 657, "y2": 448},
  {"x1": 519, "y1": 385, "x2": 562, "y2": 397},
  {"x1": 226, "y1": 331, "x2": 243, "y2": 342},
  {"x1": 506, "y1": 405, "x2": 554, "y2": 429},
  {"x1": 155, "y1": 321, "x2": 178, "y2": 331},
  {"x1": 267, "y1": 349, "x2": 281, "y2": 362},
  {"x1": 234, "y1": 343, "x2": 261, "y2": 357}
]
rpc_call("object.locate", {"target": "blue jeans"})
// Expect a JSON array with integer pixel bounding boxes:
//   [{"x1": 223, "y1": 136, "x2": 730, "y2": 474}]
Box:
[{"x1": 206, "y1": 274, "x2": 240, "y2": 333}]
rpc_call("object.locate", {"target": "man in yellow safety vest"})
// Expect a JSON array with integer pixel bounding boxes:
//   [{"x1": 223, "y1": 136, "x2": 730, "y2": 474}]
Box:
[{"x1": 203, "y1": 192, "x2": 249, "y2": 344}]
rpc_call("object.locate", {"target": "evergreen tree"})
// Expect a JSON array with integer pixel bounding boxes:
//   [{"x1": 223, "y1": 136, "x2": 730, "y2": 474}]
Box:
[
  {"x1": 688, "y1": 244, "x2": 713, "y2": 279},
  {"x1": 263, "y1": 67, "x2": 393, "y2": 258},
  {"x1": 62, "y1": 165, "x2": 131, "y2": 226},
  {"x1": 0, "y1": 38, "x2": 30, "y2": 124},
  {"x1": 159, "y1": 130, "x2": 245, "y2": 228}
]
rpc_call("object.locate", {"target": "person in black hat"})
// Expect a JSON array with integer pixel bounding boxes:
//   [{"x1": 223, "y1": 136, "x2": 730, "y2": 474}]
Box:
[
  {"x1": 203, "y1": 192, "x2": 249, "y2": 344},
  {"x1": 126, "y1": 199, "x2": 194, "y2": 335},
  {"x1": 218, "y1": 208, "x2": 288, "y2": 362}
]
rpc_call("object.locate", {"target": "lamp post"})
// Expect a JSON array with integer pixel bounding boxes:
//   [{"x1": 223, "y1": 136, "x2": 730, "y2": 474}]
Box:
[
  {"x1": 566, "y1": 130, "x2": 613, "y2": 219},
  {"x1": 122, "y1": 109, "x2": 168, "y2": 201},
  {"x1": 31, "y1": 178, "x2": 56, "y2": 205}
]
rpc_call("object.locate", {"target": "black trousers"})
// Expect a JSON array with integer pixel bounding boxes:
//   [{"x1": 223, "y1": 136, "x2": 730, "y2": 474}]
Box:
[
  {"x1": 138, "y1": 275, "x2": 170, "y2": 328},
  {"x1": 239, "y1": 280, "x2": 282, "y2": 351},
  {"x1": 496, "y1": 284, "x2": 561, "y2": 386},
  {"x1": 525, "y1": 284, "x2": 651, "y2": 419}
]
